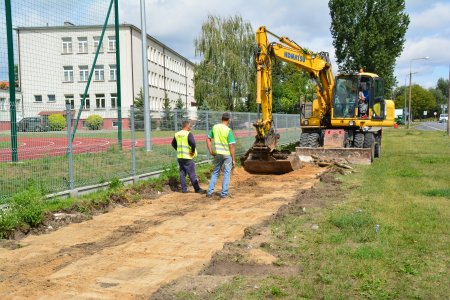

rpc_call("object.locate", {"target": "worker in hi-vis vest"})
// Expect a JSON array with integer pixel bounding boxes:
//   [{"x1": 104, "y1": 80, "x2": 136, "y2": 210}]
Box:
[
  {"x1": 206, "y1": 112, "x2": 236, "y2": 199},
  {"x1": 171, "y1": 120, "x2": 206, "y2": 194}
]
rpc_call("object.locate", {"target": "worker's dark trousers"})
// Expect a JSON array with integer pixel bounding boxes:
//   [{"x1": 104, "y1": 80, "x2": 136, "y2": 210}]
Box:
[{"x1": 177, "y1": 158, "x2": 201, "y2": 192}]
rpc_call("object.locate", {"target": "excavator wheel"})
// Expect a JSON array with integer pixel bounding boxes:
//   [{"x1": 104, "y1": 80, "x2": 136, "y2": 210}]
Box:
[
  {"x1": 374, "y1": 143, "x2": 381, "y2": 158},
  {"x1": 300, "y1": 132, "x2": 310, "y2": 147},
  {"x1": 363, "y1": 132, "x2": 374, "y2": 148},
  {"x1": 354, "y1": 132, "x2": 364, "y2": 148},
  {"x1": 308, "y1": 132, "x2": 320, "y2": 147}
]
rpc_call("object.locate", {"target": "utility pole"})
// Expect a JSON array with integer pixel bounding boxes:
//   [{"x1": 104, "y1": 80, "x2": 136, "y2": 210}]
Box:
[
  {"x1": 140, "y1": 0, "x2": 151, "y2": 151},
  {"x1": 408, "y1": 70, "x2": 412, "y2": 129},
  {"x1": 408, "y1": 57, "x2": 430, "y2": 129},
  {"x1": 404, "y1": 75, "x2": 407, "y2": 122},
  {"x1": 448, "y1": 65, "x2": 450, "y2": 136}
]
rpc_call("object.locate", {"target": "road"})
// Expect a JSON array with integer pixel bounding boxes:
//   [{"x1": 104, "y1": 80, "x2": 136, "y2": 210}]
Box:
[
  {"x1": 414, "y1": 121, "x2": 448, "y2": 131},
  {"x1": 0, "y1": 165, "x2": 322, "y2": 299}
]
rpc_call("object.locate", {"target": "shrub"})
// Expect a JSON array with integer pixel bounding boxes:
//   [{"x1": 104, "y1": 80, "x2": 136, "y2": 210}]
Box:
[
  {"x1": 85, "y1": 115, "x2": 103, "y2": 130},
  {"x1": 48, "y1": 114, "x2": 66, "y2": 131},
  {"x1": 10, "y1": 185, "x2": 45, "y2": 227}
]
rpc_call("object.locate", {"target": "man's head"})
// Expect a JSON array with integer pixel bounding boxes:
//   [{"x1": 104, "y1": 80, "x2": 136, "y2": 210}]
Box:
[
  {"x1": 182, "y1": 120, "x2": 191, "y2": 131},
  {"x1": 222, "y1": 112, "x2": 230, "y2": 125}
]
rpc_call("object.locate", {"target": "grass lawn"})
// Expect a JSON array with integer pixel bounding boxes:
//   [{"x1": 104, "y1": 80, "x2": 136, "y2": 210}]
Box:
[{"x1": 182, "y1": 129, "x2": 450, "y2": 299}]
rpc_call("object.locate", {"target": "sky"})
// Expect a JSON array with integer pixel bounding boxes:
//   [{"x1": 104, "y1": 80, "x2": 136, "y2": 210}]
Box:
[
  {"x1": 118, "y1": 0, "x2": 450, "y2": 89},
  {"x1": 1, "y1": 0, "x2": 449, "y2": 89}
]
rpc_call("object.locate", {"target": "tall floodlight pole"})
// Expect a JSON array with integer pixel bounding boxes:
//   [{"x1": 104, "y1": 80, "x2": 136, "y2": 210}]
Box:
[
  {"x1": 140, "y1": 0, "x2": 151, "y2": 151},
  {"x1": 408, "y1": 57, "x2": 430, "y2": 129},
  {"x1": 404, "y1": 74, "x2": 407, "y2": 121}
]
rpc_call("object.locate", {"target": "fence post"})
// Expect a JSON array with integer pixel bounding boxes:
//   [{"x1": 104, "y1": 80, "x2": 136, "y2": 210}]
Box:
[
  {"x1": 285, "y1": 113, "x2": 288, "y2": 134},
  {"x1": 248, "y1": 112, "x2": 252, "y2": 137},
  {"x1": 66, "y1": 104, "x2": 75, "y2": 196},
  {"x1": 130, "y1": 105, "x2": 137, "y2": 181},
  {"x1": 114, "y1": 0, "x2": 123, "y2": 149},
  {"x1": 206, "y1": 111, "x2": 210, "y2": 159},
  {"x1": 5, "y1": 0, "x2": 18, "y2": 162},
  {"x1": 274, "y1": 114, "x2": 278, "y2": 131}
]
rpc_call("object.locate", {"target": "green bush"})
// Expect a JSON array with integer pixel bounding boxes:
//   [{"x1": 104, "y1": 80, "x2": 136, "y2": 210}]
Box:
[
  {"x1": 0, "y1": 211, "x2": 19, "y2": 238},
  {"x1": 10, "y1": 185, "x2": 45, "y2": 227},
  {"x1": 85, "y1": 115, "x2": 103, "y2": 130},
  {"x1": 48, "y1": 114, "x2": 66, "y2": 131}
]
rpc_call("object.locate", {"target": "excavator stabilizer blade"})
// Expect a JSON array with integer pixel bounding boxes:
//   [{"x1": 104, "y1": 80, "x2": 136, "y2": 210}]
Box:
[
  {"x1": 243, "y1": 153, "x2": 302, "y2": 174},
  {"x1": 296, "y1": 147, "x2": 373, "y2": 165}
]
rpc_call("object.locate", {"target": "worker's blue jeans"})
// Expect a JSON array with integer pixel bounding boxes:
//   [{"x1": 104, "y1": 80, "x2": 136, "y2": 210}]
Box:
[{"x1": 208, "y1": 154, "x2": 232, "y2": 197}]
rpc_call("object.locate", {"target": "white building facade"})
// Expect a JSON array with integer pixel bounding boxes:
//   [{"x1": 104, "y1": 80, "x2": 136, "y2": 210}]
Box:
[{"x1": 17, "y1": 23, "x2": 196, "y2": 129}]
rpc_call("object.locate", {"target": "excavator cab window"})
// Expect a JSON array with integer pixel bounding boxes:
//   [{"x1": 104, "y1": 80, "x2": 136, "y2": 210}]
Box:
[
  {"x1": 333, "y1": 76, "x2": 359, "y2": 118},
  {"x1": 372, "y1": 78, "x2": 385, "y2": 119}
]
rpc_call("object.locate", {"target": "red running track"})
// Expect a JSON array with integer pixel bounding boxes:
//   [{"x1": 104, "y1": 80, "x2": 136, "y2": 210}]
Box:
[{"x1": 0, "y1": 131, "x2": 255, "y2": 162}]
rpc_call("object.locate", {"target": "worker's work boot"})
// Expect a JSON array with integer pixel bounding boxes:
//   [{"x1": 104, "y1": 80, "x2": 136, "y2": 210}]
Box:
[{"x1": 196, "y1": 188, "x2": 207, "y2": 194}]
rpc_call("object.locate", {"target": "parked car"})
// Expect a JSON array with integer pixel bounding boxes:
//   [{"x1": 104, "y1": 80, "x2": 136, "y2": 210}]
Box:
[
  {"x1": 439, "y1": 114, "x2": 448, "y2": 123},
  {"x1": 17, "y1": 117, "x2": 50, "y2": 132}
]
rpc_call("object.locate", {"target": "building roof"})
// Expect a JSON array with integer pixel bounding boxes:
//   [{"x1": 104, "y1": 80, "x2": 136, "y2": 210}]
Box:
[
  {"x1": 16, "y1": 23, "x2": 195, "y2": 66},
  {"x1": 0, "y1": 81, "x2": 9, "y2": 90}
]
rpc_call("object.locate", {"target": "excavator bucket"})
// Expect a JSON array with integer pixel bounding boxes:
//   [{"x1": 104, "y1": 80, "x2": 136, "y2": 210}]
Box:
[
  {"x1": 296, "y1": 147, "x2": 374, "y2": 165},
  {"x1": 242, "y1": 145, "x2": 302, "y2": 174},
  {"x1": 296, "y1": 129, "x2": 374, "y2": 165}
]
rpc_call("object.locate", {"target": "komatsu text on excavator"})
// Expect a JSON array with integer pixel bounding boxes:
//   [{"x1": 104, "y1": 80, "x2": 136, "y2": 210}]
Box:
[{"x1": 242, "y1": 26, "x2": 395, "y2": 174}]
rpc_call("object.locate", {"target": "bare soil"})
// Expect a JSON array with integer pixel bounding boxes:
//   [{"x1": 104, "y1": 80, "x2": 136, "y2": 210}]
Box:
[
  {"x1": 151, "y1": 170, "x2": 344, "y2": 299},
  {"x1": 0, "y1": 165, "x2": 323, "y2": 299}
]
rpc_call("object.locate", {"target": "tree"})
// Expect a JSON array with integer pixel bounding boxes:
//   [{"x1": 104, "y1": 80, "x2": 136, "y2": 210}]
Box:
[
  {"x1": 194, "y1": 15, "x2": 255, "y2": 111},
  {"x1": 395, "y1": 84, "x2": 436, "y2": 118},
  {"x1": 436, "y1": 78, "x2": 449, "y2": 99},
  {"x1": 161, "y1": 94, "x2": 173, "y2": 130},
  {"x1": 272, "y1": 60, "x2": 310, "y2": 113},
  {"x1": 132, "y1": 88, "x2": 161, "y2": 131},
  {"x1": 329, "y1": 0, "x2": 409, "y2": 95}
]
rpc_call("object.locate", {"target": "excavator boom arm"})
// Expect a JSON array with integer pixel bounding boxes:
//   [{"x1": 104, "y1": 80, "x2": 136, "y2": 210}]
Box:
[{"x1": 254, "y1": 26, "x2": 334, "y2": 143}]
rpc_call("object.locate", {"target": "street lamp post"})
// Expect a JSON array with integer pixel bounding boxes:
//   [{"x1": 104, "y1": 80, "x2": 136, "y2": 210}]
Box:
[{"x1": 408, "y1": 57, "x2": 430, "y2": 129}]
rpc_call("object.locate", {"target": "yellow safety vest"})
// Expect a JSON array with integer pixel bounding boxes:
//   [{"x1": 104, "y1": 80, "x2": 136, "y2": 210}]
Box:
[
  {"x1": 212, "y1": 124, "x2": 231, "y2": 155},
  {"x1": 175, "y1": 130, "x2": 197, "y2": 159}
]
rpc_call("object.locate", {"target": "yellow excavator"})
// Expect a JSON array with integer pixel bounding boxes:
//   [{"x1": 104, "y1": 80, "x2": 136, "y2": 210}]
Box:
[{"x1": 242, "y1": 26, "x2": 395, "y2": 174}]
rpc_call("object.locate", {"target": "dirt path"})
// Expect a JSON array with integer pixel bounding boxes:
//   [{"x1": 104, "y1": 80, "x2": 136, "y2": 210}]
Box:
[{"x1": 0, "y1": 165, "x2": 321, "y2": 299}]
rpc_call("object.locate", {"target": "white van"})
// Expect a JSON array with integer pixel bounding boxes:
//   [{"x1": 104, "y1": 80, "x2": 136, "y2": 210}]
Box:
[{"x1": 439, "y1": 114, "x2": 448, "y2": 123}]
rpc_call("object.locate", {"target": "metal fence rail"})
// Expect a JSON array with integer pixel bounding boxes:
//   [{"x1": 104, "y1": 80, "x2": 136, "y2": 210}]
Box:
[{"x1": 0, "y1": 106, "x2": 301, "y2": 201}]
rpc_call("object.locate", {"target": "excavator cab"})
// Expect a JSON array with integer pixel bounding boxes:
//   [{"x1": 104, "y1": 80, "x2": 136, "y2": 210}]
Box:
[{"x1": 332, "y1": 73, "x2": 387, "y2": 122}]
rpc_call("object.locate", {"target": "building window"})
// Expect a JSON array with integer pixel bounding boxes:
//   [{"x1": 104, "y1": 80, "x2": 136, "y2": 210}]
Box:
[
  {"x1": 95, "y1": 94, "x2": 105, "y2": 109},
  {"x1": 62, "y1": 37, "x2": 72, "y2": 54},
  {"x1": 0, "y1": 98, "x2": 6, "y2": 110},
  {"x1": 94, "y1": 65, "x2": 104, "y2": 81},
  {"x1": 63, "y1": 66, "x2": 74, "y2": 82},
  {"x1": 65, "y1": 95, "x2": 74, "y2": 109},
  {"x1": 34, "y1": 95, "x2": 42, "y2": 102},
  {"x1": 109, "y1": 64, "x2": 117, "y2": 81},
  {"x1": 78, "y1": 37, "x2": 88, "y2": 53},
  {"x1": 108, "y1": 36, "x2": 116, "y2": 52},
  {"x1": 112, "y1": 120, "x2": 119, "y2": 127},
  {"x1": 80, "y1": 94, "x2": 90, "y2": 110},
  {"x1": 93, "y1": 36, "x2": 103, "y2": 52},
  {"x1": 110, "y1": 93, "x2": 117, "y2": 108},
  {"x1": 48, "y1": 94, "x2": 55, "y2": 102},
  {"x1": 79, "y1": 65, "x2": 89, "y2": 82}
]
